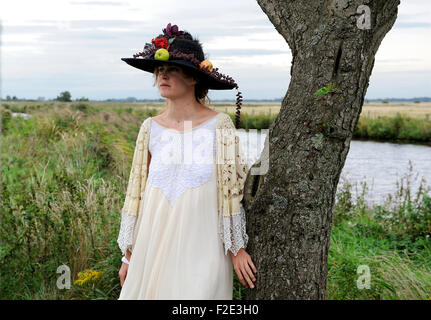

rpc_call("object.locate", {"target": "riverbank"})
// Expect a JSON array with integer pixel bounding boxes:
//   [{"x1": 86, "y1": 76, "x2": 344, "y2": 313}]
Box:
[
  {"x1": 234, "y1": 112, "x2": 431, "y2": 145},
  {"x1": 2, "y1": 101, "x2": 430, "y2": 145},
  {"x1": 0, "y1": 102, "x2": 429, "y2": 300}
]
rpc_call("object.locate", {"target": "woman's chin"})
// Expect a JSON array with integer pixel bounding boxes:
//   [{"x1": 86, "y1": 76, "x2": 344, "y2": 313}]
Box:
[
  {"x1": 159, "y1": 92, "x2": 177, "y2": 99},
  {"x1": 160, "y1": 93, "x2": 171, "y2": 99}
]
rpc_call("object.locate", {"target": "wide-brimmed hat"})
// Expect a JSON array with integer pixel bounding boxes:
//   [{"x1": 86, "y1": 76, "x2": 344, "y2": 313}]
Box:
[{"x1": 121, "y1": 23, "x2": 243, "y2": 127}]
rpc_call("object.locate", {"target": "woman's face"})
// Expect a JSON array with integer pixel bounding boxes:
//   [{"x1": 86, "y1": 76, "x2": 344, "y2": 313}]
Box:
[{"x1": 155, "y1": 64, "x2": 196, "y2": 99}]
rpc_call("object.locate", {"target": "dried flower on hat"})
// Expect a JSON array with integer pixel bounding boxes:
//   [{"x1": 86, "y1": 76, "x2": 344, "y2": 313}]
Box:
[
  {"x1": 152, "y1": 37, "x2": 170, "y2": 50},
  {"x1": 126, "y1": 22, "x2": 243, "y2": 128},
  {"x1": 163, "y1": 23, "x2": 185, "y2": 38}
]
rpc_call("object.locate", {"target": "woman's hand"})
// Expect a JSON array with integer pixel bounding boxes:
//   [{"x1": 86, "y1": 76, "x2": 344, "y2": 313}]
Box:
[
  {"x1": 229, "y1": 248, "x2": 257, "y2": 289},
  {"x1": 119, "y1": 262, "x2": 129, "y2": 287},
  {"x1": 119, "y1": 249, "x2": 132, "y2": 287}
]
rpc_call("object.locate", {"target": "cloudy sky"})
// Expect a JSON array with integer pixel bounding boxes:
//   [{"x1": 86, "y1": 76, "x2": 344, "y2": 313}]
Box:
[{"x1": 1, "y1": 0, "x2": 430, "y2": 101}]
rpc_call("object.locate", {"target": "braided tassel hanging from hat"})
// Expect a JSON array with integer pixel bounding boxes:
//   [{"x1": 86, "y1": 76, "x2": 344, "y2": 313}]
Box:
[{"x1": 200, "y1": 66, "x2": 243, "y2": 129}]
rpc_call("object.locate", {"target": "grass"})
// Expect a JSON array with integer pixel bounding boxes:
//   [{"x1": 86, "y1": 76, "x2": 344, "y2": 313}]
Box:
[
  {"x1": 327, "y1": 166, "x2": 431, "y2": 300},
  {"x1": 353, "y1": 113, "x2": 431, "y2": 143},
  {"x1": 0, "y1": 101, "x2": 430, "y2": 300},
  {"x1": 3, "y1": 100, "x2": 430, "y2": 144}
]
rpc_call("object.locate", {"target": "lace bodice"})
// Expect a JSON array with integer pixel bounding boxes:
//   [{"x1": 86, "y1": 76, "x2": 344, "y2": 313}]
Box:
[
  {"x1": 117, "y1": 114, "x2": 249, "y2": 257},
  {"x1": 148, "y1": 116, "x2": 217, "y2": 206}
]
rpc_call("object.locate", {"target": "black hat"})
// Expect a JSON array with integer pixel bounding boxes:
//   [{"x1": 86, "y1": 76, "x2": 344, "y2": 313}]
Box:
[{"x1": 121, "y1": 23, "x2": 243, "y2": 128}]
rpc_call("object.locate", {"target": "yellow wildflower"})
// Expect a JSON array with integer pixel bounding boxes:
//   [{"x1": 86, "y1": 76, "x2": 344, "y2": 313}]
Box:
[{"x1": 73, "y1": 269, "x2": 102, "y2": 286}]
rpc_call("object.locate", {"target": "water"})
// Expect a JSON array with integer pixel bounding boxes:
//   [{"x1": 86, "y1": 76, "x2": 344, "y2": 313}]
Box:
[
  {"x1": 237, "y1": 130, "x2": 431, "y2": 206},
  {"x1": 338, "y1": 140, "x2": 431, "y2": 206}
]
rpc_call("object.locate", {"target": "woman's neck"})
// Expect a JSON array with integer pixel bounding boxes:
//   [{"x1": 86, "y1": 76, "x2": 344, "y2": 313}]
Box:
[{"x1": 163, "y1": 99, "x2": 205, "y2": 122}]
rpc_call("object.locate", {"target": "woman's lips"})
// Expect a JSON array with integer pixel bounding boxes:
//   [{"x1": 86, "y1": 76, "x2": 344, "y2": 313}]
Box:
[{"x1": 160, "y1": 84, "x2": 170, "y2": 87}]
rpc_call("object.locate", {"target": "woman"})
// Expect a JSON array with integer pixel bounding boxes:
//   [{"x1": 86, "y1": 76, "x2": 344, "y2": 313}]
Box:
[{"x1": 117, "y1": 23, "x2": 257, "y2": 299}]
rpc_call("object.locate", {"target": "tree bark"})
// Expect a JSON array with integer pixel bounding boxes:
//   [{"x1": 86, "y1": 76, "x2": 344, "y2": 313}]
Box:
[{"x1": 244, "y1": 0, "x2": 400, "y2": 299}]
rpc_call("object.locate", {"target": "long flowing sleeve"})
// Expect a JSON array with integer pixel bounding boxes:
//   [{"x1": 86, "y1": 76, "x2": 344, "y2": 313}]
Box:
[
  {"x1": 220, "y1": 202, "x2": 249, "y2": 256},
  {"x1": 216, "y1": 114, "x2": 250, "y2": 256},
  {"x1": 117, "y1": 118, "x2": 150, "y2": 256},
  {"x1": 117, "y1": 209, "x2": 137, "y2": 256}
]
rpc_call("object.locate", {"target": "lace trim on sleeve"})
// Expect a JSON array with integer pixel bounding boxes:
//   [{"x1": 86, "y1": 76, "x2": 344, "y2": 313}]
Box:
[
  {"x1": 117, "y1": 209, "x2": 137, "y2": 256},
  {"x1": 220, "y1": 203, "x2": 249, "y2": 256}
]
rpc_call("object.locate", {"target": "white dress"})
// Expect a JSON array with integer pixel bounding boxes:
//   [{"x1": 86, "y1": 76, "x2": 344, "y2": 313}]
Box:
[{"x1": 117, "y1": 113, "x2": 248, "y2": 300}]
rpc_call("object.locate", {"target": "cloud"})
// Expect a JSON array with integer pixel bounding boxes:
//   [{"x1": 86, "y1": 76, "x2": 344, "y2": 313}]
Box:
[
  {"x1": 71, "y1": 1, "x2": 125, "y2": 5},
  {"x1": 1, "y1": 0, "x2": 430, "y2": 100},
  {"x1": 394, "y1": 22, "x2": 431, "y2": 28},
  {"x1": 366, "y1": 70, "x2": 431, "y2": 99}
]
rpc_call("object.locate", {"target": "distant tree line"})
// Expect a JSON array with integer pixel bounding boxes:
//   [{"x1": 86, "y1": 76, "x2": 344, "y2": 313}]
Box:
[
  {"x1": 2, "y1": 92, "x2": 431, "y2": 103},
  {"x1": 2, "y1": 91, "x2": 88, "y2": 102},
  {"x1": 4, "y1": 95, "x2": 19, "y2": 101}
]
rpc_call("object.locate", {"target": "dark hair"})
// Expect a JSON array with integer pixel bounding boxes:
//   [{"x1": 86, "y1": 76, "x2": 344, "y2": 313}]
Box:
[{"x1": 182, "y1": 68, "x2": 211, "y2": 105}]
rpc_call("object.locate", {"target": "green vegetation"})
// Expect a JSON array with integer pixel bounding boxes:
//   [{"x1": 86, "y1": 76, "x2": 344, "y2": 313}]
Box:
[
  {"x1": 0, "y1": 102, "x2": 158, "y2": 299},
  {"x1": 327, "y1": 169, "x2": 431, "y2": 300},
  {"x1": 353, "y1": 114, "x2": 431, "y2": 143},
  {"x1": 3, "y1": 101, "x2": 431, "y2": 144},
  {"x1": 314, "y1": 82, "x2": 343, "y2": 96},
  {"x1": 235, "y1": 111, "x2": 431, "y2": 145},
  {"x1": 0, "y1": 102, "x2": 430, "y2": 300}
]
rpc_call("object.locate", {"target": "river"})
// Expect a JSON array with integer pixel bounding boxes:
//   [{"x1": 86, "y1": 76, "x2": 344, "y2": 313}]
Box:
[{"x1": 237, "y1": 130, "x2": 431, "y2": 206}]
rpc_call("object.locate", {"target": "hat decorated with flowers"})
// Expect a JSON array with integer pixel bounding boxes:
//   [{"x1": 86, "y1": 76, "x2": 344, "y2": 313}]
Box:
[{"x1": 121, "y1": 23, "x2": 243, "y2": 128}]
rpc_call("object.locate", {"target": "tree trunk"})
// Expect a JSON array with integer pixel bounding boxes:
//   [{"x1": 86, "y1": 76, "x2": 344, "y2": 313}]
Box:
[{"x1": 243, "y1": 0, "x2": 400, "y2": 299}]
